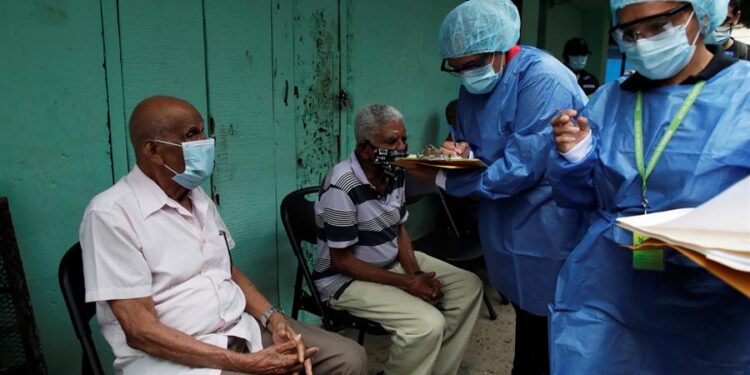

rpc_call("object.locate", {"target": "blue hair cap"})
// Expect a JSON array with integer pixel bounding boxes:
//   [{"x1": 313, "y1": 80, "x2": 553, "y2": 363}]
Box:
[{"x1": 439, "y1": 0, "x2": 521, "y2": 59}]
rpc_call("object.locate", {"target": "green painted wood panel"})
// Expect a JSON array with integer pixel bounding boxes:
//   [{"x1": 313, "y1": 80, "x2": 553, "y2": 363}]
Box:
[
  {"x1": 341, "y1": 0, "x2": 460, "y2": 237},
  {"x1": 292, "y1": 0, "x2": 341, "y2": 189},
  {"x1": 117, "y1": 0, "x2": 208, "y2": 168},
  {"x1": 101, "y1": 0, "x2": 130, "y2": 180},
  {"x1": 271, "y1": 0, "x2": 303, "y2": 313},
  {"x1": 273, "y1": 0, "x2": 343, "y2": 315},
  {"x1": 203, "y1": 0, "x2": 280, "y2": 299},
  {"x1": 0, "y1": 0, "x2": 112, "y2": 373}
]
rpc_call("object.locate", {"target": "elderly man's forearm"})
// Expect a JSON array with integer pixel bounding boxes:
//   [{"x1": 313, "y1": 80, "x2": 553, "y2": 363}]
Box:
[
  {"x1": 396, "y1": 225, "x2": 420, "y2": 275},
  {"x1": 231, "y1": 266, "x2": 275, "y2": 319},
  {"x1": 121, "y1": 316, "x2": 254, "y2": 371},
  {"x1": 110, "y1": 298, "x2": 257, "y2": 372}
]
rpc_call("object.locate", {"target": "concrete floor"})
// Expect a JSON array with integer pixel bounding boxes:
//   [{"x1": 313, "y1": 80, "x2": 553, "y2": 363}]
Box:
[{"x1": 336, "y1": 277, "x2": 517, "y2": 375}]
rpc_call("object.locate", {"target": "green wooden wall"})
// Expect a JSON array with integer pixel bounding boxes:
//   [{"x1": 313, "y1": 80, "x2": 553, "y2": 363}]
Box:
[
  {"x1": 1, "y1": 0, "x2": 114, "y2": 372},
  {"x1": 1, "y1": 0, "x2": 460, "y2": 373}
]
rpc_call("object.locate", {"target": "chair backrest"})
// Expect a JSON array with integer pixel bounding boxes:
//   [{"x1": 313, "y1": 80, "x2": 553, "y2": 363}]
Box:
[
  {"x1": 280, "y1": 187, "x2": 320, "y2": 247},
  {"x1": 279, "y1": 187, "x2": 332, "y2": 327},
  {"x1": 58, "y1": 243, "x2": 105, "y2": 375}
]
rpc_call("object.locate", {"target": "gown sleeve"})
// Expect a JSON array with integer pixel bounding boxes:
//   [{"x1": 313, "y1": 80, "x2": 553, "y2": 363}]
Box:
[
  {"x1": 445, "y1": 74, "x2": 587, "y2": 200},
  {"x1": 547, "y1": 135, "x2": 599, "y2": 210}
]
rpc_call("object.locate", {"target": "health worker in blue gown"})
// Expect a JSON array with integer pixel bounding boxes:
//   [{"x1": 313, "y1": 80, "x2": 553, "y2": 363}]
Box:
[
  {"x1": 549, "y1": 0, "x2": 750, "y2": 374},
  {"x1": 426, "y1": 1, "x2": 589, "y2": 373}
]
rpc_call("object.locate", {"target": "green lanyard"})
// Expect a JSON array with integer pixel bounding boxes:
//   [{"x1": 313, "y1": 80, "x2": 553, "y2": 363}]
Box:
[{"x1": 634, "y1": 81, "x2": 706, "y2": 214}]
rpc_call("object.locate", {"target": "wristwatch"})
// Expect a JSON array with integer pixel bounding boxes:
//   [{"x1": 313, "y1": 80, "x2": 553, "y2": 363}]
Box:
[{"x1": 260, "y1": 306, "x2": 283, "y2": 328}]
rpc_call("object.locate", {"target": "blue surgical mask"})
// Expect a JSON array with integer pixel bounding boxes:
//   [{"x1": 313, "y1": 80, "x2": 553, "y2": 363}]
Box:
[
  {"x1": 460, "y1": 55, "x2": 502, "y2": 95},
  {"x1": 155, "y1": 138, "x2": 215, "y2": 190},
  {"x1": 621, "y1": 11, "x2": 698, "y2": 81},
  {"x1": 568, "y1": 55, "x2": 588, "y2": 71},
  {"x1": 705, "y1": 25, "x2": 732, "y2": 46}
]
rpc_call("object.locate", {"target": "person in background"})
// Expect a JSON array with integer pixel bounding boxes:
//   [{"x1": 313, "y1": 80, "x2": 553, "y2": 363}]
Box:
[
  {"x1": 549, "y1": 0, "x2": 750, "y2": 373},
  {"x1": 706, "y1": 0, "x2": 749, "y2": 60},
  {"x1": 563, "y1": 37, "x2": 601, "y2": 95},
  {"x1": 314, "y1": 104, "x2": 483, "y2": 375},
  {"x1": 410, "y1": 0, "x2": 590, "y2": 373}
]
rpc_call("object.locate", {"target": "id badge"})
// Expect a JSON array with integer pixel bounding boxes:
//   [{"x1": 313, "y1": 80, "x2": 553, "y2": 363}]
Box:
[{"x1": 632, "y1": 232, "x2": 665, "y2": 271}]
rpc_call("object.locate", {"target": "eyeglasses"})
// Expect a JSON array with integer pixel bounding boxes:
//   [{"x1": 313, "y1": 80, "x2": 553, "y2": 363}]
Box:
[
  {"x1": 440, "y1": 53, "x2": 491, "y2": 76},
  {"x1": 716, "y1": 24, "x2": 733, "y2": 33},
  {"x1": 610, "y1": 3, "x2": 691, "y2": 45}
]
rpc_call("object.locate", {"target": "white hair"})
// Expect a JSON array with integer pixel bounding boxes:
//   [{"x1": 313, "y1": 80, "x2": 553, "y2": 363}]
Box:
[{"x1": 354, "y1": 104, "x2": 404, "y2": 144}]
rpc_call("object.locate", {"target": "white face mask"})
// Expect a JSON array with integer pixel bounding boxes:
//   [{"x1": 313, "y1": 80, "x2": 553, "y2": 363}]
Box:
[{"x1": 460, "y1": 54, "x2": 503, "y2": 95}]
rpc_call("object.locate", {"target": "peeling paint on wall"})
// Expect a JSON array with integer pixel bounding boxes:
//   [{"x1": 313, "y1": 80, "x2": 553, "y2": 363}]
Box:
[{"x1": 293, "y1": 5, "x2": 339, "y2": 189}]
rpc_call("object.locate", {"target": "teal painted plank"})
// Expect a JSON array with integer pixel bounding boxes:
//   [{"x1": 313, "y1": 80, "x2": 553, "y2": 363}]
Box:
[
  {"x1": 293, "y1": 0, "x2": 341, "y2": 189},
  {"x1": 203, "y1": 0, "x2": 280, "y2": 300},
  {"x1": 0, "y1": 0, "x2": 112, "y2": 373},
  {"x1": 101, "y1": 0, "x2": 130, "y2": 181},
  {"x1": 117, "y1": 0, "x2": 208, "y2": 167},
  {"x1": 272, "y1": 0, "x2": 302, "y2": 312}
]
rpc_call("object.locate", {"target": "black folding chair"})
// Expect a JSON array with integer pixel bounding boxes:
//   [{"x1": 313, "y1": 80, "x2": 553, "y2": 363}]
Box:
[
  {"x1": 58, "y1": 243, "x2": 105, "y2": 375},
  {"x1": 405, "y1": 172, "x2": 501, "y2": 320},
  {"x1": 280, "y1": 187, "x2": 388, "y2": 345}
]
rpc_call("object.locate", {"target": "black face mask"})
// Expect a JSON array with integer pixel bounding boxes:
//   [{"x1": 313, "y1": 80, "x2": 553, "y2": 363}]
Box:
[{"x1": 368, "y1": 142, "x2": 408, "y2": 179}]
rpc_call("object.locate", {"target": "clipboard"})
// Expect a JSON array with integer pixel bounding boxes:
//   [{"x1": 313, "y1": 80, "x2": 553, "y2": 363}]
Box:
[{"x1": 394, "y1": 155, "x2": 486, "y2": 170}]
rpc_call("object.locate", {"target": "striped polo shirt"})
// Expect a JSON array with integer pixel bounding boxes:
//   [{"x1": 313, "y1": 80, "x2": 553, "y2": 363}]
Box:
[{"x1": 313, "y1": 152, "x2": 408, "y2": 301}]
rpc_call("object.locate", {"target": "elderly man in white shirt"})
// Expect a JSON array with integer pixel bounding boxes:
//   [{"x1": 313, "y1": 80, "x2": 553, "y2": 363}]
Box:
[{"x1": 80, "y1": 95, "x2": 368, "y2": 375}]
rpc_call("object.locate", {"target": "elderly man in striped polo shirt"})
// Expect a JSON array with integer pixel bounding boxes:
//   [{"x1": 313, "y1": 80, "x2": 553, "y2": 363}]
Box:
[{"x1": 314, "y1": 104, "x2": 483, "y2": 375}]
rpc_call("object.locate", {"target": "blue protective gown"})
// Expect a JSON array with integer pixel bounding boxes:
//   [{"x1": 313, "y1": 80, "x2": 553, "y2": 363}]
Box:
[
  {"x1": 548, "y1": 61, "x2": 750, "y2": 374},
  {"x1": 446, "y1": 46, "x2": 589, "y2": 316}
]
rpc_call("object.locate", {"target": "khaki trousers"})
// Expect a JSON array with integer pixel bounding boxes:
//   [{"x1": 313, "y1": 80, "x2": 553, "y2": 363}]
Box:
[
  {"x1": 329, "y1": 251, "x2": 483, "y2": 375},
  {"x1": 222, "y1": 317, "x2": 368, "y2": 375}
]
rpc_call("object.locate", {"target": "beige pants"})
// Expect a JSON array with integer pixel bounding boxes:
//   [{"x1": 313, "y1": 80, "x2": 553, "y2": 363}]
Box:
[
  {"x1": 329, "y1": 251, "x2": 483, "y2": 375},
  {"x1": 222, "y1": 317, "x2": 368, "y2": 375}
]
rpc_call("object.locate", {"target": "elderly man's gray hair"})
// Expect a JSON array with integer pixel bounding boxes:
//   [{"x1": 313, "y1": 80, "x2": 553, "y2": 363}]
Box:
[{"x1": 354, "y1": 104, "x2": 404, "y2": 144}]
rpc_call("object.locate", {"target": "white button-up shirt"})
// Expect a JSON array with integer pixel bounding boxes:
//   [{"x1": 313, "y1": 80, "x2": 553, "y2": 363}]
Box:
[{"x1": 80, "y1": 166, "x2": 262, "y2": 375}]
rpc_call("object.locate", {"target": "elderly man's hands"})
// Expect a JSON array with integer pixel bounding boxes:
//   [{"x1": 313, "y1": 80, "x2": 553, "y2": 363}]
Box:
[
  {"x1": 268, "y1": 314, "x2": 315, "y2": 375},
  {"x1": 404, "y1": 272, "x2": 444, "y2": 305},
  {"x1": 241, "y1": 339, "x2": 317, "y2": 375}
]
